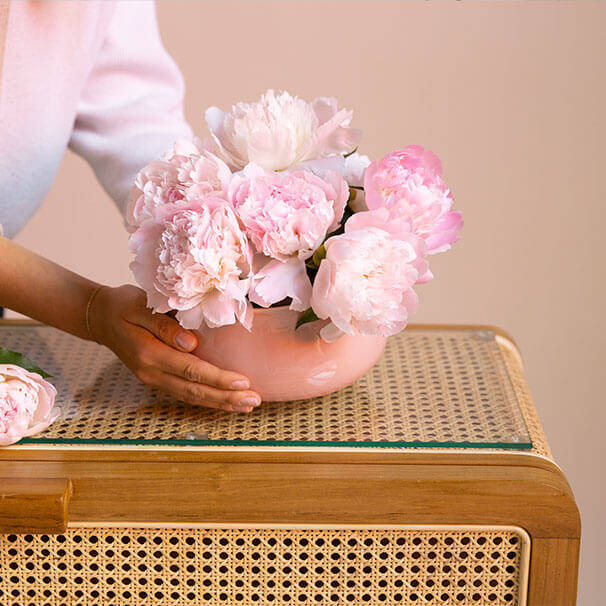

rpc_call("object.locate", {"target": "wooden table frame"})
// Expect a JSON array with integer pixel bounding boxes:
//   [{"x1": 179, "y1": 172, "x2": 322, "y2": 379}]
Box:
[{"x1": 0, "y1": 320, "x2": 581, "y2": 605}]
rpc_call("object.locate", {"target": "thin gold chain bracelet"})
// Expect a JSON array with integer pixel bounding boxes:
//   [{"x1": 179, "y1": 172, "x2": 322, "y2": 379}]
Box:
[{"x1": 85, "y1": 285, "x2": 104, "y2": 338}]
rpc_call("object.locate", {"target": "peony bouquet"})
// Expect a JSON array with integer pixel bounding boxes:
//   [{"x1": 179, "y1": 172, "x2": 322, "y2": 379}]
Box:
[{"x1": 127, "y1": 90, "x2": 462, "y2": 342}]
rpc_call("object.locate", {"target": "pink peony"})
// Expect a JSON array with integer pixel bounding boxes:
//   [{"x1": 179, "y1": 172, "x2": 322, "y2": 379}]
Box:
[
  {"x1": 364, "y1": 145, "x2": 462, "y2": 254},
  {"x1": 126, "y1": 138, "x2": 232, "y2": 231},
  {"x1": 130, "y1": 196, "x2": 253, "y2": 330},
  {"x1": 0, "y1": 365, "x2": 59, "y2": 446},
  {"x1": 310, "y1": 208, "x2": 427, "y2": 342},
  {"x1": 126, "y1": 159, "x2": 184, "y2": 231},
  {"x1": 204, "y1": 89, "x2": 362, "y2": 171},
  {"x1": 228, "y1": 164, "x2": 349, "y2": 311},
  {"x1": 229, "y1": 164, "x2": 348, "y2": 261}
]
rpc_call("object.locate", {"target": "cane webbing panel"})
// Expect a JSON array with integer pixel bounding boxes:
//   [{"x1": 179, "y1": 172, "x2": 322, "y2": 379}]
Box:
[
  {"x1": 0, "y1": 325, "x2": 533, "y2": 449},
  {"x1": 0, "y1": 526, "x2": 528, "y2": 606},
  {"x1": 498, "y1": 344, "x2": 551, "y2": 459}
]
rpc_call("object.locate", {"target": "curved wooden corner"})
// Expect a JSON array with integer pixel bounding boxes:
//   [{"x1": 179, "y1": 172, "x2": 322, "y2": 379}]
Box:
[{"x1": 0, "y1": 478, "x2": 72, "y2": 534}]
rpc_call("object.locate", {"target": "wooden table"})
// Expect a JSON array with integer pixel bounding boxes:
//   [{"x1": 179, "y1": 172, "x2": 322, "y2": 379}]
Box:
[{"x1": 0, "y1": 321, "x2": 580, "y2": 606}]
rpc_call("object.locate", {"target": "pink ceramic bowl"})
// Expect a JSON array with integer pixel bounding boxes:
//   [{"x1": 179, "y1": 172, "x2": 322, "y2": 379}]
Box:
[{"x1": 194, "y1": 307, "x2": 387, "y2": 402}]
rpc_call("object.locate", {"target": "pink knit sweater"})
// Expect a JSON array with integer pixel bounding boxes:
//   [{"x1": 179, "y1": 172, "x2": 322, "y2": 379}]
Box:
[{"x1": 0, "y1": 0, "x2": 191, "y2": 238}]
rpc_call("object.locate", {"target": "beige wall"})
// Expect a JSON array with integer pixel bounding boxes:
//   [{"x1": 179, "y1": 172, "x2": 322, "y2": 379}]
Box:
[{"x1": 11, "y1": 2, "x2": 605, "y2": 602}]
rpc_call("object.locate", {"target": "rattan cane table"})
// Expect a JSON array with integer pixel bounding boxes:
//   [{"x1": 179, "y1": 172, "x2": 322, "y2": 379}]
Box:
[{"x1": 0, "y1": 321, "x2": 580, "y2": 606}]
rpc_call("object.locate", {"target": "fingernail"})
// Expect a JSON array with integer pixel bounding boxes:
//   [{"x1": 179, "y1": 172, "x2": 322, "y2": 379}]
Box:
[
  {"x1": 239, "y1": 396, "x2": 260, "y2": 407},
  {"x1": 176, "y1": 333, "x2": 197, "y2": 350},
  {"x1": 232, "y1": 406, "x2": 253, "y2": 413},
  {"x1": 231, "y1": 379, "x2": 250, "y2": 390}
]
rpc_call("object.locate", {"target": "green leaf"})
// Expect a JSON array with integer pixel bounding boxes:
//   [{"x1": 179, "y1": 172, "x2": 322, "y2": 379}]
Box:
[
  {"x1": 311, "y1": 244, "x2": 327, "y2": 267},
  {"x1": 306, "y1": 245, "x2": 327, "y2": 270},
  {"x1": 344, "y1": 147, "x2": 358, "y2": 159},
  {"x1": 0, "y1": 347, "x2": 52, "y2": 378},
  {"x1": 296, "y1": 308, "x2": 320, "y2": 329}
]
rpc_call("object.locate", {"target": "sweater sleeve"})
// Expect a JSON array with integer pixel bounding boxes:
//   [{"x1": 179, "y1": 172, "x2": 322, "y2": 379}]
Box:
[{"x1": 68, "y1": 1, "x2": 192, "y2": 213}]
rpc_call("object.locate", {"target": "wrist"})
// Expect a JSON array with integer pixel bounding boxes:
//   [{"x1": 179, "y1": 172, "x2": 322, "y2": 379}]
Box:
[{"x1": 85, "y1": 284, "x2": 109, "y2": 344}]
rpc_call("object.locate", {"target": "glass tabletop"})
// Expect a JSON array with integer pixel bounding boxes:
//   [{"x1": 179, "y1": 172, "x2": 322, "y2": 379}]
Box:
[{"x1": 0, "y1": 324, "x2": 532, "y2": 449}]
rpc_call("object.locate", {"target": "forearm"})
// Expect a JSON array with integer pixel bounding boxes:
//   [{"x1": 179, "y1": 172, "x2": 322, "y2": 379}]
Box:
[
  {"x1": 0, "y1": 236, "x2": 100, "y2": 340},
  {"x1": 0, "y1": 237, "x2": 262, "y2": 411}
]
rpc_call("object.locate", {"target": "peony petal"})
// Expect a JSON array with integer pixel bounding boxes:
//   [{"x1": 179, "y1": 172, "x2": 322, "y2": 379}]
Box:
[
  {"x1": 0, "y1": 417, "x2": 31, "y2": 446},
  {"x1": 425, "y1": 211, "x2": 463, "y2": 254},
  {"x1": 312, "y1": 109, "x2": 362, "y2": 157},
  {"x1": 345, "y1": 207, "x2": 391, "y2": 233},
  {"x1": 292, "y1": 168, "x2": 349, "y2": 234},
  {"x1": 362, "y1": 160, "x2": 383, "y2": 210},
  {"x1": 176, "y1": 305, "x2": 206, "y2": 330},
  {"x1": 309, "y1": 258, "x2": 334, "y2": 320},
  {"x1": 250, "y1": 258, "x2": 312, "y2": 312},
  {"x1": 416, "y1": 267, "x2": 434, "y2": 284},
  {"x1": 237, "y1": 297, "x2": 254, "y2": 331},
  {"x1": 129, "y1": 223, "x2": 173, "y2": 315},
  {"x1": 312, "y1": 97, "x2": 339, "y2": 125},
  {"x1": 164, "y1": 136, "x2": 202, "y2": 159},
  {"x1": 401, "y1": 287, "x2": 419, "y2": 315},
  {"x1": 290, "y1": 156, "x2": 345, "y2": 180},
  {"x1": 346, "y1": 208, "x2": 418, "y2": 246},
  {"x1": 205, "y1": 106, "x2": 228, "y2": 139},
  {"x1": 247, "y1": 125, "x2": 298, "y2": 170},
  {"x1": 293, "y1": 153, "x2": 369, "y2": 189},
  {"x1": 319, "y1": 322, "x2": 346, "y2": 343},
  {"x1": 200, "y1": 292, "x2": 239, "y2": 328},
  {"x1": 310, "y1": 257, "x2": 354, "y2": 337},
  {"x1": 389, "y1": 145, "x2": 444, "y2": 177},
  {"x1": 343, "y1": 152, "x2": 371, "y2": 187},
  {"x1": 322, "y1": 171, "x2": 350, "y2": 232},
  {"x1": 22, "y1": 408, "x2": 61, "y2": 439},
  {"x1": 204, "y1": 106, "x2": 243, "y2": 169},
  {"x1": 28, "y1": 379, "x2": 57, "y2": 426}
]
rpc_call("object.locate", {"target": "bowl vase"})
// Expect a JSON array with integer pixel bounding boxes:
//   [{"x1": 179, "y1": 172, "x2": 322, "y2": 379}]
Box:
[{"x1": 194, "y1": 307, "x2": 387, "y2": 402}]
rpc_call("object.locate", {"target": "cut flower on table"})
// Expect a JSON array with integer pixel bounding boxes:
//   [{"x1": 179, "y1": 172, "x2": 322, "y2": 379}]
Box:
[{"x1": 0, "y1": 348, "x2": 58, "y2": 446}]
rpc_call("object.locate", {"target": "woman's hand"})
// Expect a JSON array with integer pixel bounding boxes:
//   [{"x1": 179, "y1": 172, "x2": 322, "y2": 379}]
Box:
[
  {"x1": 89, "y1": 284, "x2": 261, "y2": 413},
  {"x1": 0, "y1": 238, "x2": 259, "y2": 412}
]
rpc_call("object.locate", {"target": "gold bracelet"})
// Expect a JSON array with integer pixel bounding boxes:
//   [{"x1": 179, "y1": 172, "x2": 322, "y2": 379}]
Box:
[{"x1": 85, "y1": 285, "x2": 104, "y2": 338}]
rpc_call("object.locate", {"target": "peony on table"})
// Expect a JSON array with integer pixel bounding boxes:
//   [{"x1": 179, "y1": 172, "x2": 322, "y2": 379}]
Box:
[
  {"x1": 0, "y1": 320, "x2": 580, "y2": 606},
  {"x1": 0, "y1": 355, "x2": 58, "y2": 446}
]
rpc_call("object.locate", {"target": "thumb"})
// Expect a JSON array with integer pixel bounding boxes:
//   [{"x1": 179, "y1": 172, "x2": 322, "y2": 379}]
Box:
[{"x1": 136, "y1": 311, "x2": 198, "y2": 352}]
